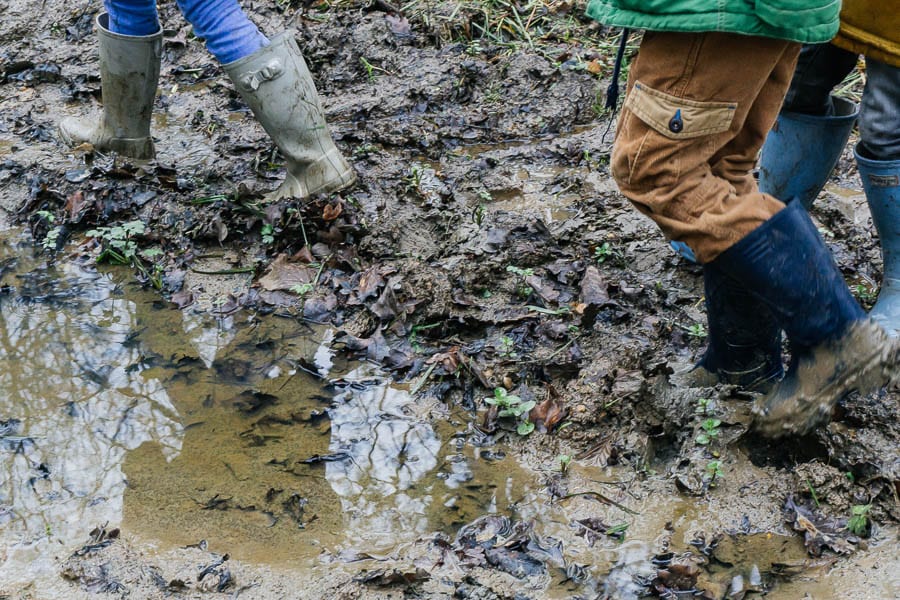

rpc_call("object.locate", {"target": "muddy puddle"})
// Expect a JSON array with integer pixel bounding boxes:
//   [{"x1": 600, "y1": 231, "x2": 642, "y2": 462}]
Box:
[
  {"x1": 0, "y1": 232, "x2": 895, "y2": 599},
  {"x1": 2, "y1": 2, "x2": 899, "y2": 597}
]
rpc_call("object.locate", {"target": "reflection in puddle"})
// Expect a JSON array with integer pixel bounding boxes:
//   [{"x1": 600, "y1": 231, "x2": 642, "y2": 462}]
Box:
[
  {"x1": 0, "y1": 233, "x2": 544, "y2": 587},
  {"x1": 0, "y1": 242, "x2": 183, "y2": 584},
  {"x1": 326, "y1": 373, "x2": 442, "y2": 550}
]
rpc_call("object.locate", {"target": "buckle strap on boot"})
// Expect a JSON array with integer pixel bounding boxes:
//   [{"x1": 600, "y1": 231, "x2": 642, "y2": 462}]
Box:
[{"x1": 237, "y1": 59, "x2": 285, "y2": 92}]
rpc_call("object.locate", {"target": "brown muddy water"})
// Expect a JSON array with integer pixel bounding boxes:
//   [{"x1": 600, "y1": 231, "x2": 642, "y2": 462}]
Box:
[{"x1": 0, "y1": 230, "x2": 896, "y2": 599}]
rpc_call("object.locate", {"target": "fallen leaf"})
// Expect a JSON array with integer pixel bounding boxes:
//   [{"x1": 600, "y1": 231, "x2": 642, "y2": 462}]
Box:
[
  {"x1": 65, "y1": 190, "x2": 86, "y2": 220},
  {"x1": 170, "y1": 290, "x2": 195, "y2": 309},
  {"x1": 355, "y1": 266, "x2": 385, "y2": 303},
  {"x1": 385, "y1": 14, "x2": 412, "y2": 37},
  {"x1": 529, "y1": 394, "x2": 567, "y2": 433},
  {"x1": 369, "y1": 285, "x2": 402, "y2": 320},
  {"x1": 322, "y1": 202, "x2": 343, "y2": 221},
  {"x1": 258, "y1": 254, "x2": 316, "y2": 292},
  {"x1": 579, "y1": 266, "x2": 611, "y2": 326}
]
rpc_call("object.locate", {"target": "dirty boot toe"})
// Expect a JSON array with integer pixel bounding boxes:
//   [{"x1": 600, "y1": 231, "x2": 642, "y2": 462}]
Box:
[{"x1": 752, "y1": 319, "x2": 900, "y2": 437}]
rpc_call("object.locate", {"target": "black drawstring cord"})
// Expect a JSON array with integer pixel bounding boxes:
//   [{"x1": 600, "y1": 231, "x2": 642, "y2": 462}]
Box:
[{"x1": 605, "y1": 28, "x2": 631, "y2": 110}]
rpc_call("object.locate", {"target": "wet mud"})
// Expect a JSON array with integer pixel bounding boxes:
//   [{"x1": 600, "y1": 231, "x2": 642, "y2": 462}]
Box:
[{"x1": 1, "y1": 1, "x2": 898, "y2": 598}]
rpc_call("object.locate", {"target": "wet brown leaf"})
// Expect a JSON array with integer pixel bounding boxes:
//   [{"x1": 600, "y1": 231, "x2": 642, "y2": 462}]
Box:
[
  {"x1": 318, "y1": 225, "x2": 344, "y2": 244},
  {"x1": 212, "y1": 214, "x2": 228, "y2": 243},
  {"x1": 578, "y1": 266, "x2": 611, "y2": 326},
  {"x1": 356, "y1": 265, "x2": 385, "y2": 303},
  {"x1": 322, "y1": 201, "x2": 343, "y2": 221},
  {"x1": 785, "y1": 496, "x2": 857, "y2": 557},
  {"x1": 529, "y1": 394, "x2": 567, "y2": 433},
  {"x1": 770, "y1": 557, "x2": 838, "y2": 578},
  {"x1": 258, "y1": 254, "x2": 316, "y2": 292},
  {"x1": 572, "y1": 517, "x2": 614, "y2": 546},
  {"x1": 426, "y1": 347, "x2": 460, "y2": 374},
  {"x1": 370, "y1": 285, "x2": 403, "y2": 320},
  {"x1": 295, "y1": 246, "x2": 315, "y2": 263},
  {"x1": 653, "y1": 562, "x2": 700, "y2": 594},
  {"x1": 524, "y1": 274, "x2": 560, "y2": 304},
  {"x1": 65, "y1": 190, "x2": 86, "y2": 220},
  {"x1": 575, "y1": 436, "x2": 617, "y2": 466},
  {"x1": 479, "y1": 404, "x2": 499, "y2": 434},
  {"x1": 170, "y1": 290, "x2": 195, "y2": 309},
  {"x1": 586, "y1": 59, "x2": 603, "y2": 74}
]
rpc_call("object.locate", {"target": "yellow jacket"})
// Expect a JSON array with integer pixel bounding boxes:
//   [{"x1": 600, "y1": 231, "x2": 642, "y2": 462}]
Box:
[{"x1": 832, "y1": 0, "x2": 900, "y2": 66}]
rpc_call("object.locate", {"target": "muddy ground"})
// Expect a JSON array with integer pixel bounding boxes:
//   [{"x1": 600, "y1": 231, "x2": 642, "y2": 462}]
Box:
[{"x1": 1, "y1": 0, "x2": 898, "y2": 598}]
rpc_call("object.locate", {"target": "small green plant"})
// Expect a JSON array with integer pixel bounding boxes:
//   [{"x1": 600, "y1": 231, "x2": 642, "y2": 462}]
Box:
[
  {"x1": 404, "y1": 165, "x2": 423, "y2": 192},
  {"x1": 695, "y1": 398, "x2": 712, "y2": 415},
  {"x1": 705, "y1": 460, "x2": 724, "y2": 487},
  {"x1": 606, "y1": 523, "x2": 629, "y2": 540},
  {"x1": 353, "y1": 143, "x2": 378, "y2": 158},
  {"x1": 485, "y1": 387, "x2": 536, "y2": 436},
  {"x1": 806, "y1": 479, "x2": 821, "y2": 507},
  {"x1": 506, "y1": 265, "x2": 535, "y2": 299},
  {"x1": 42, "y1": 227, "x2": 63, "y2": 251},
  {"x1": 506, "y1": 265, "x2": 534, "y2": 278},
  {"x1": 290, "y1": 283, "x2": 314, "y2": 296},
  {"x1": 853, "y1": 283, "x2": 877, "y2": 304},
  {"x1": 191, "y1": 193, "x2": 229, "y2": 205},
  {"x1": 86, "y1": 220, "x2": 146, "y2": 264},
  {"x1": 261, "y1": 223, "x2": 275, "y2": 245},
  {"x1": 847, "y1": 504, "x2": 871, "y2": 535},
  {"x1": 499, "y1": 335, "x2": 517, "y2": 358},
  {"x1": 558, "y1": 454, "x2": 572, "y2": 473},
  {"x1": 684, "y1": 323, "x2": 708, "y2": 338},
  {"x1": 289, "y1": 260, "x2": 326, "y2": 299},
  {"x1": 594, "y1": 242, "x2": 622, "y2": 264},
  {"x1": 359, "y1": 56, "x2": 377, "y2": 81},
  {"x1": 696, "y1": 418, "x2": 722, "y2": 446},
  {"x1": 359, "y1": 57, "x2": 392, "y2": 81},
  {"x1": 472, "y1": 203, "x2": 486, "y2": 226}
]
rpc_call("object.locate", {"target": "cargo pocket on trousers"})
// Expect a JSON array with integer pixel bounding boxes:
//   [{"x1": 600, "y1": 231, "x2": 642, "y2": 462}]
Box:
[{"x1": 611, "y1": 80, "x2": 737, "y2": 190}]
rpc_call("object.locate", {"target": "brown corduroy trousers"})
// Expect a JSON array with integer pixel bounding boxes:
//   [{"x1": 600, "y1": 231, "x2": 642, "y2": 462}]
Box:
[{"x1": 611, "y1": 31, "x2": 802, "y2": 263}]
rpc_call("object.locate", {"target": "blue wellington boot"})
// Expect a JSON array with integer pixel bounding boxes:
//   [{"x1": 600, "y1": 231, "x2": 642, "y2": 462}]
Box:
[
  {"x1": 856, "y1": 145, "x2": 900, "y2": 336},
  {"x1": 712, "y1": 201, "x2": 899, "y2": 437},
  {"x1": 691, "y1": 264, "x2": 783, "y2": 390},
  {"x1": 758, "y1": 96, "x2": 859, "y2": 209}
]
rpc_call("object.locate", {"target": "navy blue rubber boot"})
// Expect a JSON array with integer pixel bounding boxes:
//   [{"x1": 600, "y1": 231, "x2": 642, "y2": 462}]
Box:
[
  {"x1": 856, "y1": 145, "x2": 900, "y2": 337},
  {"x1": 695, "y1": 264, "x2": 783, "y2": 390},
  {"x1": 758, "y1": 96, "x2": 859, "y2": 209},
  {"x1": 712, "y1": 201, "x2": 899, "y2": 437}
]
